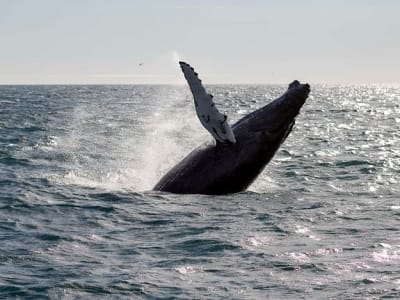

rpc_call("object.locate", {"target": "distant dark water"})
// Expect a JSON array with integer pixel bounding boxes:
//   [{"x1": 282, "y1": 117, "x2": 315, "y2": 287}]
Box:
[{"x1": 0, "y1": 84, "x2": 399, "y2": 299}]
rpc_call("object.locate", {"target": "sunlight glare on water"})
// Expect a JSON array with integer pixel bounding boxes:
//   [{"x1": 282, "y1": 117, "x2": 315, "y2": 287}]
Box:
[{"x1": 0, "y1": 84, "x2": 399, "y2": 298}]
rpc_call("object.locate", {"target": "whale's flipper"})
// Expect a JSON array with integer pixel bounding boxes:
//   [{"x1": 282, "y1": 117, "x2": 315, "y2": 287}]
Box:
[{"x1": 179, "y1": 61, "x2": 236, "y2": 144}]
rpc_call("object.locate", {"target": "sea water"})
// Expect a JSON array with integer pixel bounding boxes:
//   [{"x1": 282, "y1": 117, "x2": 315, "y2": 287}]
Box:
[{"x1": 0, "y1": 84, "x2": 399, "y2": 299}]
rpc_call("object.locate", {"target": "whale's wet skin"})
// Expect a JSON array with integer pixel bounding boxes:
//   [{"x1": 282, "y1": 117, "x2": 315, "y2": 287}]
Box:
[
  {"x1": 0, "y1": 84, "x2": 399, "y2": 298},
  {"x1": 154, "y1": 62, "x2": 310, "y2": 194}
]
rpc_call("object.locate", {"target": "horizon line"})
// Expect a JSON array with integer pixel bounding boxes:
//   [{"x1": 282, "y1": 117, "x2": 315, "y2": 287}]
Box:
[{"x1": 1, "y1": 82, "x2": 399, "y2": 86}]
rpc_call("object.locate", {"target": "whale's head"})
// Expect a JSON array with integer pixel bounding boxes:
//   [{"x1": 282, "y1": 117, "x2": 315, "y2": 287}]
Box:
[
  {"x1": 263, "y1": 80, "x2": 310, "y2": 136},
  {"x1": 233, "y1": 80, "x2": 310, "y2": 148}
]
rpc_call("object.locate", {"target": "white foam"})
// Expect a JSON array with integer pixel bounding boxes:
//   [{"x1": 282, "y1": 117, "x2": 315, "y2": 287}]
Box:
[
  {"x1": 285, "y1": 252, "x2": 311, "y2": 263},
  {"x1": 294, "y1": 225, "x2": 321, "y2": 240},
  {"x1": 314, "y1": 248, "x2": 343, "y2": 256},
  {"x1": 246, "y1": 235, "x2": 274, "y2": 248},
  {"x1": 174, "y1": 265, "x2": 197, "y2": 275},
  {"x1": 295, "y1": 225, "x2": 310, "y2": 235},
  {"x1": 372, "y1": 248, "x2": 400, "y2": 263}
]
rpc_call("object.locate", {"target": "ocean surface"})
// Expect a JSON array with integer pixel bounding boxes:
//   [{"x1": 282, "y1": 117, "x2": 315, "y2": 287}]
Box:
[{"x1": 0, "y1": 84, "x2": 399, "y2": 299}]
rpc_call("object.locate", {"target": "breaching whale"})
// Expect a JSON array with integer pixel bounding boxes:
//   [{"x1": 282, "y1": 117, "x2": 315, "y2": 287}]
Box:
[{"x1": 153, "y1": 62, "x2": 310, "y2": 195}]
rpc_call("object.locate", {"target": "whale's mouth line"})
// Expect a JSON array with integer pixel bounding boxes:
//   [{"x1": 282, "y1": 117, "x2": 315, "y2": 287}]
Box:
[
  {"x1": 252, "y1": 99, "x2": 305, "y2": 137},
  {"x1": 261, "y1": 115, "x2": 297, "y2": 143}
]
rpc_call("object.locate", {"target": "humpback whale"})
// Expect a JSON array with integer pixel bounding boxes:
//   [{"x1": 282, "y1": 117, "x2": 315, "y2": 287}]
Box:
[{"x1": 153, "y1": 62, "x2": 310, "y2": 195}]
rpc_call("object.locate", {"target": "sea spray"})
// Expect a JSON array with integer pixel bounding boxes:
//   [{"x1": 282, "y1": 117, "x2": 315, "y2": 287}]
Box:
[
  {"x1": 48, "y1": 85, "x2": 207, "y2": 191},
  {"x1": 132, "y1": 86, "x2": 207, "y2": 190},
  {"x1": 1, "y1": 84, "x2": 400, "y2": 298}
]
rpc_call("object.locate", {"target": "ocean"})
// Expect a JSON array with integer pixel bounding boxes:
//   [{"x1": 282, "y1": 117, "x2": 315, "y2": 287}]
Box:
[{"x1": 0, "y1": 84, "x2": 399, "y2": 299}]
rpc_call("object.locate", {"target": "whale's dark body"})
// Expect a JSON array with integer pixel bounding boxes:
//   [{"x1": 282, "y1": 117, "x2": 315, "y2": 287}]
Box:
[{"x1": 153, "y1": 80, "x2": 310, "y2": 195}]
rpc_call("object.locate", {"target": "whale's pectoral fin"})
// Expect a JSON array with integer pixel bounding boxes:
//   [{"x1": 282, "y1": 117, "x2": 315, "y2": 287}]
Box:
[{"x1": 179, "y1": 61, "x2": 236, "y2": 144}]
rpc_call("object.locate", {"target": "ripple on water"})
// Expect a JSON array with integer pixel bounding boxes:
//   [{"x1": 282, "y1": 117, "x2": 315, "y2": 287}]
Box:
[{"x1": 1, "y1": 85, "x2": 400, "y2": 298}]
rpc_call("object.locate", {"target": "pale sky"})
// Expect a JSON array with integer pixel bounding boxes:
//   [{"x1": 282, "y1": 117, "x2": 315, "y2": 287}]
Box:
[{"x1": 1, "y1": 0, "x2": 399, "y2": 84}]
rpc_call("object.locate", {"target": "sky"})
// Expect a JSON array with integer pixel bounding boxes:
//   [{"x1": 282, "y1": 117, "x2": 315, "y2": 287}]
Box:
[{"x1": 0, "y1": 0, "x2": 399, "y2": 84}]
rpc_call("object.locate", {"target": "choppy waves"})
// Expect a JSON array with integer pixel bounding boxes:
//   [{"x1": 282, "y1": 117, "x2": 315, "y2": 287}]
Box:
[{"x1": 0, "y1": 84, "x2": 399, "y2": 298}]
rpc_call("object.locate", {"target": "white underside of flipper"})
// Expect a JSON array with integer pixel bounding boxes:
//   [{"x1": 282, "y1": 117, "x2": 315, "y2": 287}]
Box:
[{"x1": 179, "y1": 61, "x2": 236, "y2": 144}]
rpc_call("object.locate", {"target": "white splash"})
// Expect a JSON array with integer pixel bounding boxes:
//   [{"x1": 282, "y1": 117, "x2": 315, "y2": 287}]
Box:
[
  {"x1": 244, "y1": 235, "x2": 274, "y2": 250},
  {"x1": 283, "y1": 252, "x2": 311, "y2": 263},
  {"x1": 314, "y1": 248, "x2": 343, "y2": 256},
  {"x1": 132, "y1": 100, "x2": 206, "y2": 190},
  {"x1": 174, "y1": 265, "x2": 197, "y2": 275},
  {"x1": 295, "y1": 225, "x2": 310, "y2": 235},
  {"x1": 48, "y1": 85, "x2": 207, "y2": 191},
  {"x1": 372, "y1": 247, "x2": 400, "y2": 263},
  {"x1": 294, "y1": 225, "x2": 321, "y2": 240}
]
